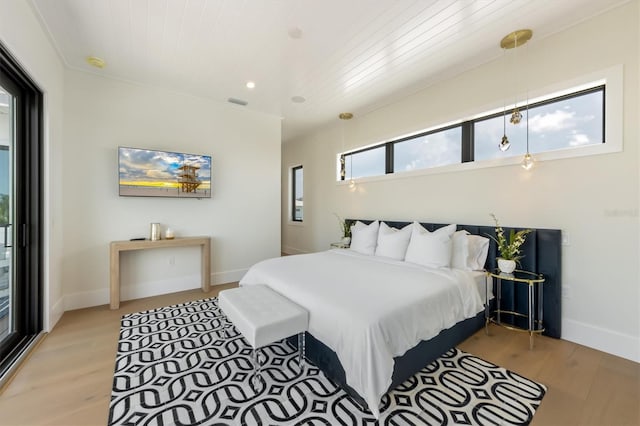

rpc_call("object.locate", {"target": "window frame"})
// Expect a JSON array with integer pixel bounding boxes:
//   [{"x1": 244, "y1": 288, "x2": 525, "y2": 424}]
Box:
[
  {"x1": 337, "y1": 65, "x2": 620, "y2": 183},
  {"x1": 290, "y1": 165, "x2": 303, "y2": 222},
  {"x1": 473, "y1": 85, "x2": 605, "y2": 161},
  {"x1": 391, "y1": 123, "x2": 464, "y2": 173},
  {"x1": 340, "y1": 144, "x2": 389, "y2": 181}
]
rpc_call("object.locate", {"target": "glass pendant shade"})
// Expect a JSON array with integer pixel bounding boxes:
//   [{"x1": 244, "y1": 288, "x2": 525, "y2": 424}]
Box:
[
  {"x1": 510, "y1": 108, "x2": 522, "y2": 125},
  {"x1": 521, "y1": 153, "x2": 534, "y2": 170},
  {"x1": 499, "y1": 135, "x2": 511, "y2": 151}
]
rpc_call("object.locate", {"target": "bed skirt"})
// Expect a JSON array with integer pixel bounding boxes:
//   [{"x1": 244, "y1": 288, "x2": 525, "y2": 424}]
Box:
[{"x1": 289, "y1": 309, "x2": 486, "y2": 410}]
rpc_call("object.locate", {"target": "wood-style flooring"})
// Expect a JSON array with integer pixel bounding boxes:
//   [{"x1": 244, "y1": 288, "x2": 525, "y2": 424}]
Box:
[{"x1": 0, "y1": 283, "x2": 638, "y2": 425}]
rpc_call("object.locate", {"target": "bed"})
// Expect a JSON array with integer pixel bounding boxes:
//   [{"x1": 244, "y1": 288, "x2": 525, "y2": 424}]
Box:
[{"x1": 239, "y1": 220, "x2": 562, "y2": 417}]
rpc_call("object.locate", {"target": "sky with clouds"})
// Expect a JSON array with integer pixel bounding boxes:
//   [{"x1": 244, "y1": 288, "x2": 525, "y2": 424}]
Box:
[
  {"x1": 119, "y1": 147, "x2": 211, "y2": 188},
  {"x1": 347, "y1": 89, "x2": 602, "y2": 178}
]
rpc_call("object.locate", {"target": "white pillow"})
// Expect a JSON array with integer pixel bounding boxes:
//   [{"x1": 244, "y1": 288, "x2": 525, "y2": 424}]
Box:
[
  {"x1": 451, "y1": 230, "x2": 471, "y2": 270},
  {"x1": 349, "y1": 220, "x2": 379, "y2": 255},
  {"x1": 467, "y1": 235, "x2": 490, "y2": 270},
  {"x1": 412, "y1": 222, "x2": 457, "y2": 237},
  {"x1": 405, "y1": 223, "x2": 456, "y2": 268},
  {"x1": 374, "y1": 222, "x2": 412, "y2": 260},
  {"x1": 452, "y1": 230, "x2": 490, "y2": 270}
]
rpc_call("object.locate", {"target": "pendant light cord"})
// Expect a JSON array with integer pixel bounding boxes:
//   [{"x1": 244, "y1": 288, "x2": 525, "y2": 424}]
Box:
[
  {"x1": 350, "y1": 151, "x2": 353, "y2": 181},
  {"x1": 503, "y1": 48, "x2": 507, "y2": 136},
  {"x1": 525, "y1": 42, "x2": 530, "y2": 154}
]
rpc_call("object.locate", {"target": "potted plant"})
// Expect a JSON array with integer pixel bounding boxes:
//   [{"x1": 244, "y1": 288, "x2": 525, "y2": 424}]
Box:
[
  {"x1": 334, "y1": 214, "x2": 352, "y2": 245},
  {"x1": 487, "y1": 214, "x2": 531, "y2": 273}
]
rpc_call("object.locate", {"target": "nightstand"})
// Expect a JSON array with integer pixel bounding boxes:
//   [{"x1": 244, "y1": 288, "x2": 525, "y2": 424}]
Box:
[
  {"x1": 486, "y1": 269, "x2": 545, "y2": 349},
  {"x1": 330, "y1": 242, "x2": 350, "y2": 249}
]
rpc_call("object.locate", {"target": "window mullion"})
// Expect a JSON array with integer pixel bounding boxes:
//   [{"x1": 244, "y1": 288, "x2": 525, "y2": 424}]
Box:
[
  {"x1": 385, "y1": 143, "x2": 393, "y2": 174},
  {"x1": 461, "y1": 121, "x2": 473, "y2": 163}
]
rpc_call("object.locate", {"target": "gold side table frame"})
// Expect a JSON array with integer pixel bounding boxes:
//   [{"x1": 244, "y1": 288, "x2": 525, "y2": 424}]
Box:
[{"x1": 485, "y1": 269, "x2": 545, "y2": 349}]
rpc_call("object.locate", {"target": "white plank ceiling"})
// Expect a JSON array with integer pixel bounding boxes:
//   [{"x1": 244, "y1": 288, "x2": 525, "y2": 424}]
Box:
[{"x1": 31, "y1": 0, "x2": 627, "y2": 143}]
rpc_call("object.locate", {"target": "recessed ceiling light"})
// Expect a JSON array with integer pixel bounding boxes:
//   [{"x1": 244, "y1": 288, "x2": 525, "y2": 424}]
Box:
[
  {"x1": 86, "y1": 56, "x2": 106, "y2": 69},
  {"x1": 291, "y1": 96, "x2": 306, "y2": 103},
  {"x1": 246, "y1": 81, "x2": 255, "y2": 89},
  {"x1": 288, "y1": 27, "x2": 303, "y2": 39}
]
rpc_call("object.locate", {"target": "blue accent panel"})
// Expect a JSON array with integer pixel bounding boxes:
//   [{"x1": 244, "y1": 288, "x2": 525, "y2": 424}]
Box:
[{"x1": 346, "y1": 219, "x2": 562, "y2": 339}]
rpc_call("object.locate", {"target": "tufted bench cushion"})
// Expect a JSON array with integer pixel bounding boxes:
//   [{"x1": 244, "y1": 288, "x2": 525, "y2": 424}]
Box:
[{"x1": 218, "y1": 284, "x2": 308, "y2": 385}]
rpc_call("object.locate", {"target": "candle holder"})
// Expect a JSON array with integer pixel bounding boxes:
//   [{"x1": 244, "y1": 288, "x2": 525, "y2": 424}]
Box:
[
  {"x1": 150, "y1": 223, "x2": 161, "y2": 241},
  {"x1": 165, "y1": 227, "x2": 175, "y2": 240}
]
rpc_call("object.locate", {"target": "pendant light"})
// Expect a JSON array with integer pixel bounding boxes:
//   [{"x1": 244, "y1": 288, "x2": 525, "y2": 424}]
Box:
[
  {"x1": 521, "y1": 51, "x2": 534, "y2": 170},
  {"x1": 349, "y1": 153, "x2": 356, "y2": 189},
  {"x1": 521, "y1": 100, "x2": 534, "y2": 169},
  {"x1": 339, "y1": 112, "x2": 354, "y2": 183},
  {"x1": 499, "y1": 29, "x2": 535, "y2": 170},
  {"x1": 509, "y1": 34, "x2": 522, "y2": 126},
  {"x1": 498, "y1": 48, "x2": 510, "y2": 152}
]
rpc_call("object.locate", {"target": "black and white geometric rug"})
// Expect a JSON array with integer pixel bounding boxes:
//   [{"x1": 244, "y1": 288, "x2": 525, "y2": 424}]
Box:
[{"x1": 109, "y1": 298, "x2": 546, "y2": 426}]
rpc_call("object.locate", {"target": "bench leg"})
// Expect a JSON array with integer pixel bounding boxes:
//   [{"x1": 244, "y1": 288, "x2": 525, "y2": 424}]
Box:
[
  {"x1": 297, "y1": 332, "x2": 306, "y2": 370},
  {"x1": 222, "y1": 318, "x2": 233, "y2": 339},
  {"x1": 251, "y1": 348, "x2": 263, "y2": 391}
]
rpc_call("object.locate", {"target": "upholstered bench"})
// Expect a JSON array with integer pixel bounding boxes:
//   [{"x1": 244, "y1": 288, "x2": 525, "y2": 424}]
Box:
[{"x1": 218, "y1": 284, "x2": 308, "y2": 387}]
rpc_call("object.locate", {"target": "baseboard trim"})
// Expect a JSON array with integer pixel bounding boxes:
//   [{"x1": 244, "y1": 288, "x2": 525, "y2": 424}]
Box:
[
  {"x1": 48, "y1": 296, "x2": 65, "y2": 332},
  {"x1": 281, "y1": 246, "x2": 308, "y2": 255},
  {"x1": 64, "y1": 287, "x2": 109, "y2": 311},
  {"x1": 213, "y1": 268, "x2": 246, "y2": 285},
  {"x1": 562, "y1": 318, "x2": 639, "y2": 363},
  {"x1": 64, "y1": 268, "x2": 248, "y2": 311}
]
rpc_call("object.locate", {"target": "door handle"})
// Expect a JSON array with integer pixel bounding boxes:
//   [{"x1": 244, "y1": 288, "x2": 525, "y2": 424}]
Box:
[{"x1": 3, "y1": 223, "x2": 10, "y2": 248}]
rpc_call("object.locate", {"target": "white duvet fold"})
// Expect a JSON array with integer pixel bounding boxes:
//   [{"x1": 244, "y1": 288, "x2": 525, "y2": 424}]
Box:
[{"x1": 239, "y1": 249, "x2": 484, "y2": 418}]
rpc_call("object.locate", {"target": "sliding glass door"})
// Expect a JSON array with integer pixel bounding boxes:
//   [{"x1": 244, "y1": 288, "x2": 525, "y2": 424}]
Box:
[
  {"x1": 0, "y1": 86, "x2": 14, "y2": 349},
  {"x1": 0, "y1": 42, "x2": 43, "y2": 383}
]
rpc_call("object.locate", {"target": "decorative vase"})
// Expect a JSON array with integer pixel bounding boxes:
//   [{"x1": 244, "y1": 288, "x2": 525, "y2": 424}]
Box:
[
  {"x1": 497, "y1": 258, "x2": 516, "y2": 274},
  {"x1": 341, "y1": 236, "x2": 351, "y2": 245}
]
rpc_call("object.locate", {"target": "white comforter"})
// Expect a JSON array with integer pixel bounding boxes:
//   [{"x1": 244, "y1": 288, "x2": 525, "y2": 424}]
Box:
[{"x1": 239, "y1": 249, "x2": 484, "y2": 418}]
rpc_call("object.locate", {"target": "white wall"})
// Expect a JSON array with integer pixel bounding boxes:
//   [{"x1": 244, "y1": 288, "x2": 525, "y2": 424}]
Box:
[
  {"x1": 282, "y1": 2, "x2": 640, "y2": 362},
  {"x1": 0, "y1": 0, "x2": 66, "y2": 331},
  {"x1": 63, "y1": 70, "x2": 281, "y2": 309}
]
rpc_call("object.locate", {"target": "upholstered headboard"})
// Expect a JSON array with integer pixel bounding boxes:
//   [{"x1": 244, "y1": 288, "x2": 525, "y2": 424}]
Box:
[{"x1": 347, "y1": 219, "x2": 562, "y2": 339}]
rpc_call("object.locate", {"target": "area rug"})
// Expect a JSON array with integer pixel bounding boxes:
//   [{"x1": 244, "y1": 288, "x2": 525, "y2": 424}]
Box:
[{"x1": 109, "y1": 298, "x2": 546, "y2": 425}]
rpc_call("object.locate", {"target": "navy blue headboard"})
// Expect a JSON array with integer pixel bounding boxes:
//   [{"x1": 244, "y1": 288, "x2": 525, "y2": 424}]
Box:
[{"x1": 347, "y1": 219, "x2": 562, "y2": 339}]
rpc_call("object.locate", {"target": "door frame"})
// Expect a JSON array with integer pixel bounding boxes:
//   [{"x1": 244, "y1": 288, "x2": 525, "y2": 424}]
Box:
[{"x1": 0, "y1": 40, "x2": 43, "y2": 382}]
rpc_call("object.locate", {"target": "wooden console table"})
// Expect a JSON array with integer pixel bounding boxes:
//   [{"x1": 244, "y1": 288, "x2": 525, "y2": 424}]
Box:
[{"x1": 110, "y1": 236, "x2": 211, "y2": 309}]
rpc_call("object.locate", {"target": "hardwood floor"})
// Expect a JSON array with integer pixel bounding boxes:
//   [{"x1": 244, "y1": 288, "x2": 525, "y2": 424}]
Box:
[
  {"x1": 0, "y1": 284, "x2": 638, "y2": 425},
  {"x1": 459, "y1": 326, "x2": 639, "y2": 426}
]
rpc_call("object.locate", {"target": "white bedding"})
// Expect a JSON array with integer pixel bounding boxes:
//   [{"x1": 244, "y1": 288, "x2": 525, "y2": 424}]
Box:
[{"x1": 239, "y1": 249, "x2": 485, "y2": 417}]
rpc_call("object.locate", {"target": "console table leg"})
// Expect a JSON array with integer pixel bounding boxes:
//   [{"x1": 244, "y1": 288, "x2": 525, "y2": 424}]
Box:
[
  {"x1": 201, "y1": 241, "x2": 211, "y2": 292},
  {"x1": 110, "y1": 246, "x2": 120, "y2": 310}
]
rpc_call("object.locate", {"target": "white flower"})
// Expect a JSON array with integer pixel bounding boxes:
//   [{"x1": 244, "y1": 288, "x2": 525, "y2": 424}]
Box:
[{"x1": 488, "y1": 214, "x2": 531, "y2": 262}]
